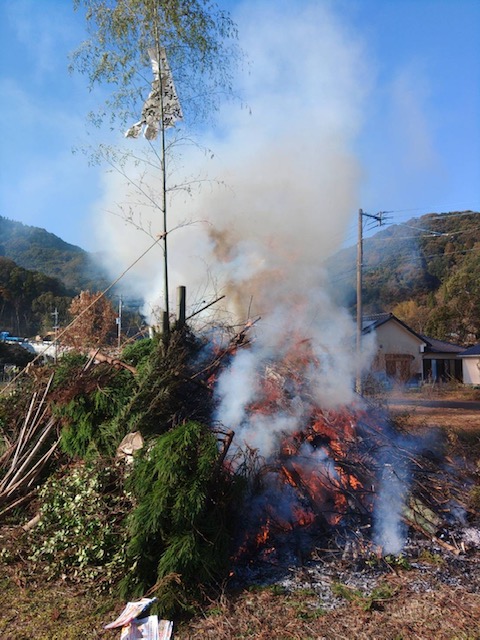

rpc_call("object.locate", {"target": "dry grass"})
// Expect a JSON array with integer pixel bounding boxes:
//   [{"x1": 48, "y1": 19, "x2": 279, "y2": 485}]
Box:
[
  {"x1": 175, "y1": 577, "x2": 480, "y2": 639},
  {"x1": 387, "y1": 385, "x2": 480, "y2": 446},
  {"x1": 0, "y1": 571, "x2": 115, "y2": 639},
  {"x1": 390, "y1": 382, "x2": 480, "y2": 402}
]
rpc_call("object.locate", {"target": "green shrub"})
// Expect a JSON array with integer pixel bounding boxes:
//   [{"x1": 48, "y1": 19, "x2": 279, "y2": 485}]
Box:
[
  {"x1": 28, "y1": 461, "x2": 130, "y2": 591},
  {"x1": 120, "y1": 331, "x2": 213, "y2": 437},
  {"x1": 51, "y1": 352, "x2": 87, "y2": 390},
  {"x1": 120, "y1": 337, "x2": 154, "y2": 370}
]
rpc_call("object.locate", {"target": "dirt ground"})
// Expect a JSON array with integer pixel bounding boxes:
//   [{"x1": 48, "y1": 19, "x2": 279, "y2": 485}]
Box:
[
  {"x1": 386, "y1": 386, "x2": 480, "y2": 435},
  {"x1": 389, "y1": 402, "x2": 480, "y2": 432}
]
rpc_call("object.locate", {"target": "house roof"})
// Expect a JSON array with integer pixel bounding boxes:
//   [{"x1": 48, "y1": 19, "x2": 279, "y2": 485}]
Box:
[
  {"x1": 362, "y1": 312, "x2": 392, "y2": 331},
  {"x1": 460, "y1": 344, "x2": 480, "y2": 357},
  {"x1": 362, "y1": 312, "x2": 426, "y2": 343},
  {"x1": 421, "y1": 336, "x2": 465, "y2": 355}
]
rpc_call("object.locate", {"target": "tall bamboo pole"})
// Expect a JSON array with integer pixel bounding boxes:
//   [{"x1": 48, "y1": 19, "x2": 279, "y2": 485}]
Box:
[
  {"x1": 356, "y1": 209, "x2": 363, "y2": 395},
  {"x1": 153, "y1": 4, "x2": 170, "y2": 334}
]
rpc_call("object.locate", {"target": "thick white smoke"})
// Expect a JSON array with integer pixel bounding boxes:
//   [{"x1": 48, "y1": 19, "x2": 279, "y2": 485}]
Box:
[
  {"x1": 92, "y1": 0, "x2": 375, "y2": 442},
  {"x1": 92, "y1": 0, "x2": 370, "y2": 310}
]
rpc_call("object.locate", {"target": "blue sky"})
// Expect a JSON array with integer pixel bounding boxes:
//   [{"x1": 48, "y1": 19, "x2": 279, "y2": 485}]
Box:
[{"x1": 0, "y1": 0, "x2": 479, "y2": 253}]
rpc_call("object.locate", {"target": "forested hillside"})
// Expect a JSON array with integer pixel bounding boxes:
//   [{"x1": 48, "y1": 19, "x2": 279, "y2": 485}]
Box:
[
  {"x1": 0, "y1": 216, "x2": 108, "y2": 292},
  {"x1": 0, "y1": 257, "x2": 73, "y2": 337},
  {"x1": 326, "y1": 211, "x2": 480, "y2": 345}
]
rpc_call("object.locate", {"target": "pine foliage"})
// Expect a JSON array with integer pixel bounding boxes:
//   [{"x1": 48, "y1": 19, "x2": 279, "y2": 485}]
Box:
[
  {"x1": 121, "y1": 420, "x2": 237, "y2": 617},
  {"x1": 51, "y1": 353, "x2": 137, "y2": 459},
  {"x1": 120, "y1": 331, "x2": 212, "y2": 436}
]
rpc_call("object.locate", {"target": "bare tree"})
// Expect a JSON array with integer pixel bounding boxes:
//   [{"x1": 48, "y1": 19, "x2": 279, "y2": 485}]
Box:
[{"x1": 71, "y1": 0, "x2": 241, "y2": 324}]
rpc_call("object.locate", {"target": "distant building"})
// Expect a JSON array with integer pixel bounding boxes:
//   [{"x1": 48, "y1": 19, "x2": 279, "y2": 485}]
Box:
[
  {"x1": 363, "y1": 313, "x2": 426, "y2": 384},
  {"x1": 459, "y1": 344, "x2": 480, "y2": 386},
  {"x1": 363, "y1": 312, "x2": 465, "y2": 384},
  {"x1": 421, "y1": 336, "x2": 464, "y2": 383}
]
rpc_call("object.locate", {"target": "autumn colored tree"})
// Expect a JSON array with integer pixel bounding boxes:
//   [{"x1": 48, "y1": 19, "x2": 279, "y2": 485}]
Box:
[
  {"x1": 64, "y1": 291, "x2": 117, "y2": 349},
  {"x1": 392, "y1": 299, "x2": 430, "y2": 335}
]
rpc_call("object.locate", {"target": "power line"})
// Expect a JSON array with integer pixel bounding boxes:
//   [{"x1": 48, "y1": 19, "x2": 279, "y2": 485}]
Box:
[
  {"x1": 343, "y1": 207, "x2": 480, "y2": 248},
  {"x1": 326, "y1": 233, "x2": 480, "y2": 286}
]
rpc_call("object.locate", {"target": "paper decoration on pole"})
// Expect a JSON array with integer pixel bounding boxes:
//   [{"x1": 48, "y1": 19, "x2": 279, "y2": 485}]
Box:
[{"x1": 125, "y1": 47, "x2": 182, "y2": 140}]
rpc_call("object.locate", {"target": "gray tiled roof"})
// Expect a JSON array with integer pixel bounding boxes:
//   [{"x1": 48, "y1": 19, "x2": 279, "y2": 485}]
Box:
[
  {"x1": 460, "y1": 343, "x2": 480, "y2": 356},
  {"x1": 421, "y1": 336, "x2": 465, "y2": 354}
]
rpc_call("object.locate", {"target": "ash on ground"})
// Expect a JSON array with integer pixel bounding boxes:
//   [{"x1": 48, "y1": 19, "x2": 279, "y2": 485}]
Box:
[{"x1": 229, "y1": 522, "x2": 480, "y2": 612}]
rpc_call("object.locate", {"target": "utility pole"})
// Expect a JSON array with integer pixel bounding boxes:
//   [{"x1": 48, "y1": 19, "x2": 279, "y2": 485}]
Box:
[
  {"x1": 356, "y1": 209, "x2": 388, "y2": 394},
  {"x1": 356, "y1": 209, "x2": 364, "y2": 394},
  {"x1": 117, "y1": 296, "x2": 123, "y2": 350},
  {"x1": 51, "y1": 307, "x2": 59, "y2": 364}
]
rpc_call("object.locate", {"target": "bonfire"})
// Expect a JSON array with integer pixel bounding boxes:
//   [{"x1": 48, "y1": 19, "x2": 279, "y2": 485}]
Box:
[{"x1": 221, "y1": 334, "x2": 476, "y2": 573}]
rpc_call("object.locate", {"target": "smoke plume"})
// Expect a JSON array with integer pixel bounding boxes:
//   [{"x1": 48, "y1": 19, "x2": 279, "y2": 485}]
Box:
[{"x1": 92, "y1": 0, "x2": 375, "y2": 438}]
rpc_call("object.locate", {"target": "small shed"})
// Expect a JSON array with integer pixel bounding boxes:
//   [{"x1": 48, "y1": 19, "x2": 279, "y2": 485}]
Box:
[{"x1": 459, "y1": 344, "x2": 480, "y2": 385}]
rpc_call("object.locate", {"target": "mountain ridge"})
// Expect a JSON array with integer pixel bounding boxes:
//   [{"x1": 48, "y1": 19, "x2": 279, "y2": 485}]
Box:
[{"x1": 0, "y1": 215, "x2": 108, "y2": 292}]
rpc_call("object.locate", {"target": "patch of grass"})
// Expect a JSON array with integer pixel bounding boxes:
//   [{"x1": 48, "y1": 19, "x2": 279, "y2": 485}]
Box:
[
  {"x1": 331, "y1": 581, "x2": 362, "y2": 601},
  {"x1": 267, "y1": 584, "x2": 289, "y2": 596},
  {"x1": 291, "y1": 587, "x2": 317, "y2": 597},
  {"x1": 294, "y1": 606, "x2": 326, "y2": 621},
  {"x1": 469, "y1": 485, "x2": 480, "y2": 510},
  {"x1": 332, "y1": 581, "x2": 396, "y2": 611},
  {"x1": 0, "y1": 574, "x2": 117, "y2": 639},
  {"x1": 287, "y1": 589, "x2": 326, "y2": 621},
  {"x1": 418, "y1": 549, "x2": 445, "y2": 566},
  {"x1": 366, "y1": 553, "x2": 411, "y2": 571},
  {"x1": 383, "y1": 554, "x2": 412, "y2": 570}
]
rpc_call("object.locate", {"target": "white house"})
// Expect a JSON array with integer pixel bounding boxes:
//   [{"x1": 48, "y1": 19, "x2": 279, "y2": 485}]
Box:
[
  {"x1": 459, "y1": 344, "x2": 480, "y2": 385},
  {"x1": 363, "y1": 313, "x2": 465, "y2": 384},
  {"x1": 363, "y1": 313, "x2": 426, "y2": 383}
]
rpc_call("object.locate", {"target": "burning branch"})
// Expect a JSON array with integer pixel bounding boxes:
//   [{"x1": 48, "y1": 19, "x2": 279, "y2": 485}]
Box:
[
  {"x1": 227, "y1": 347, "x2": 477, "y2": 565},
  {"x1": 190, "y1": 318, "x2": 259, "y2": 385}
]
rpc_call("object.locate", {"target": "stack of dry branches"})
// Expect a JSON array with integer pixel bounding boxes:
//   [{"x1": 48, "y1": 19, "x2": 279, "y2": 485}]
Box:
[{"x1": 0, "y1": 374, "x2": 59, "y2": 517}]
